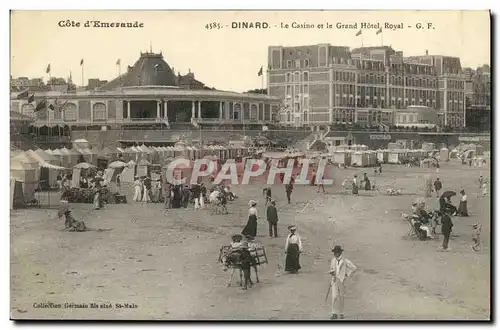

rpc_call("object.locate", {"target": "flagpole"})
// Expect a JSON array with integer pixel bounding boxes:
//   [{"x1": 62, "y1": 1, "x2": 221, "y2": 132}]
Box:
[
  {"x1": 81, "y1": 62, "x2": 84, "y2": 87},
  {"x1": 361, "y1": 34, "x2": 364, "y2": 47},
  {"x1": 381, "y1": 32, "x2": 384, "y2": 46},
  {"x1": 261, "y1": 73, "x2": 264, "y2": 94}
]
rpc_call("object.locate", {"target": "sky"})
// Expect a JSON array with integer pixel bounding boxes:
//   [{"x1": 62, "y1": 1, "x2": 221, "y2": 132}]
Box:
[{"x1": 10, "y1": 10, "x2": 490, "y2": 93}]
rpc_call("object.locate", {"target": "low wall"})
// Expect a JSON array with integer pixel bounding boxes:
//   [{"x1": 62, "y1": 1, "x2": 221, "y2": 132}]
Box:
[{"x1": 59, "y1": 129, "x2": 490, "y2": 150}]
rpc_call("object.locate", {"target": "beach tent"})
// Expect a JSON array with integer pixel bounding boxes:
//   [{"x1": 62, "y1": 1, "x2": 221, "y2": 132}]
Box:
[
  {"x1": 22, "y1": 150, "x2": 66, "y2": 188},
  {"x1": 34, "y1": 149, "x2": 61, "y2": 166},
  {"x1": 64, "y1": 148, "x2": 82, "y2": 168},
  {"x1": 11, "y1": 149, "x2": 23, "y2": 159},
  {"x1": 119, "y1": 160, "x2": 136, "y2": 183},
  {"x1": 58, "y1": 147, "x2": 72, "y2": 168},
  {"x1": 137, "y1": 158, "x2": 151, "y2": 177},
  {"x1": 10, "y1": 179, "x2": 25, "y2": 209},
  {"x1": 73, "y1": 138, "x2": 90, "y2": 149},
  {"x1": 10, "y1": 156, "x2": 38, "y2": 202},
  {"x1": 439, "y1": 148, "x2": 450, "y2": 162},
  {"x1": 376, "y1": 150, "x2": 389, "y2": 164},
  {"x1": 352, "y1": 152, "x2": 368, "y2": 167}
]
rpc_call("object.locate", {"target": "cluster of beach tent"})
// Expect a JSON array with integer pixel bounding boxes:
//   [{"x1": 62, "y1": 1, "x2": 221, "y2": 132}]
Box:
[{"x1": 10, "y1": 148, "x2": 68, "y2": 206}]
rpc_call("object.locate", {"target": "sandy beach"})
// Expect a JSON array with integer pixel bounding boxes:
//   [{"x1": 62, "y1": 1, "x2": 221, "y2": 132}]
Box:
[{"x1": 10, "y1": 161, "x2": 490, "y2": 320}]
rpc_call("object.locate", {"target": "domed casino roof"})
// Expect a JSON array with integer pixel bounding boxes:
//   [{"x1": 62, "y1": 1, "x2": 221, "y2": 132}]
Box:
[{"x1": 99, "y1": 52, "x2": 178, "y2": 90}]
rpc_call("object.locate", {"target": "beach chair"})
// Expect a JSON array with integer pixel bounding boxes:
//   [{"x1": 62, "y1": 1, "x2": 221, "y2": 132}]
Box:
[{"x1": 401, "y1": 213, "x2": 417, "y2": 239}]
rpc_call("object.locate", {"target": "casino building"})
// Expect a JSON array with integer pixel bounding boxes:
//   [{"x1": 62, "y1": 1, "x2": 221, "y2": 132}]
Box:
[
  {"x1": 10, "y1": 51, "x2": 282, "y2": 131},
  {"x1": 267, "y1": 44, "x2": 467, "y2": 128}
]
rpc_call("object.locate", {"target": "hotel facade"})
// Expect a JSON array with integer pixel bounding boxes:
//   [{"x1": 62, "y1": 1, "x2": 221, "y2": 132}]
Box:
[{"x1": 267, "y1": 44, "x2": 468, "y2": 128}]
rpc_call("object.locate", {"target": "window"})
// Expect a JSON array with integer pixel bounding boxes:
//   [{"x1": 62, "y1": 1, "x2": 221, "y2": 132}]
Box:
[
  {"x1": 294, "y1": 72, "x2": 300, "y2": 82},
  {"x1": 21, "y1": 104, "x2": 35, "y2": 118},
  {"x1": 63, "y1": 103, "x2": 77, "y2": 121},
  {"x1": 303, "y1": 84, "x2": 309, "y2": 94},
  {"x1": 286, "y1": 73, "x2": 292, "y2": 82},
  {"x1": 286, "y1": 85, "x2": 292, "y2": 96},
  {"x1": 92, "y1": 102, "x2": 106, "y2": 121},
  {"x1": 287, "y1": 60, "x2": 292, "y2": 68},
  {"x1": 303, "y1": 72, "x2": 309, "y2": 81},
  {"x1": 295, "y1": 60, "x2": 300, "y2": 68},
  {"x1": 304, "y1": 59, "x2": 310, "y2": 67},
  {"x1": 303, "y1": 97, "x2": 309, "y2": 108}
]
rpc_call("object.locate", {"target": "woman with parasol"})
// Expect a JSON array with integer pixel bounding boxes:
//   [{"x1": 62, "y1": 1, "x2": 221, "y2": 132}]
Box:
[{"x1": 439, "y1": 191, "x2": 458, "y2": 216}]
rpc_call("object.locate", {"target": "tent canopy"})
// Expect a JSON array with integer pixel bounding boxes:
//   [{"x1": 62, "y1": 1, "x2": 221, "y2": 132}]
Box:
[
  {"x1": 34, "y1": 149, "x2": 60, "y2": 163},
  {"x1": 74, "y1": 162, "x2": 96, "y2": 169}
]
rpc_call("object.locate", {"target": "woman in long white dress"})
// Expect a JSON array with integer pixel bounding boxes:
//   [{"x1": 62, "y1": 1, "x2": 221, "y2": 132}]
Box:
[{"x1": 133, "y1": 177, "x2": 142, "y2": 202}]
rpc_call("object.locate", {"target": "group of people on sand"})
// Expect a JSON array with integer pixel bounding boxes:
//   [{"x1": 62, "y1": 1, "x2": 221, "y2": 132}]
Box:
[
  {"x1": 410, "y1": 173, "x2": 489, "y2": 252},
  {"x1": 132, "y1": 175, "x2": 163, "y2": 203},
  {"x1": 240, "y1": 199, "x2": 303, "y2": 274},
  {"x1": 234, "y1": 192, "x2": 357, "y2": 320},
  {"x1": 347, "y1": 173, "x2": 373, "y2": 195}
]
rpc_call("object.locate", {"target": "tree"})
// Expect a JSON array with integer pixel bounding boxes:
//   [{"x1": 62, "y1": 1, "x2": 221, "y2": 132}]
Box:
[{"x1": 245, "y1": 88, "x2": 267, "y2": 94}]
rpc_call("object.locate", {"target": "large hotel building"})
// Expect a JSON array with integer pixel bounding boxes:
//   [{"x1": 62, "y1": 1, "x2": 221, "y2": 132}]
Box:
[{"x1": 267, "y1": 44, "x2": 467, "y2": 128}]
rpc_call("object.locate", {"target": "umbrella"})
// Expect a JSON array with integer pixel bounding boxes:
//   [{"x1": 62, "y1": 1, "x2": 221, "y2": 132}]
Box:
[
  {"x1": 108, "y1": 161, "x2": 128, "y2": 169},
  {"x1": 441, "y1": 191, "x2": 456, "y2": 199},
  {"x1": 74, "y1": 162, "x2": 96, "y2": 169}
]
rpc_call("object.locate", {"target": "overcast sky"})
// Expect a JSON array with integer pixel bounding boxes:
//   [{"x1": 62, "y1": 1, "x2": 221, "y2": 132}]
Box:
[{"x1": 11, "y1": 10, "x2": 490, "y2": 92}]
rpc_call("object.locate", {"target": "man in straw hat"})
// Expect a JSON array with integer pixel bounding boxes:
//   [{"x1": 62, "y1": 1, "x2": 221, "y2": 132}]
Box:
[
  {"x1": 327, "y1": 245, "x2": 357, "y2": 320},
  {"x1": 284, "y1": 225, "x2": 302, "y2": 273}
]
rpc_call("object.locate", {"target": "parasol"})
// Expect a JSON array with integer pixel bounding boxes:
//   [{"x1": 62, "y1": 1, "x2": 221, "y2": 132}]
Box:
[
  {"x1": 108, "y1": 161, "x2": 128, "y2": 169},
  {"x1": 441, "y1": 191, "x2": 456, "y2": 199}
]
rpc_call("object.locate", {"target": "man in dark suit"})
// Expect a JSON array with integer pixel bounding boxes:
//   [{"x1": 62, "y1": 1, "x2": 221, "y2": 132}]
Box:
[
  {"x1": 439, "y1": 210, "x2": 454, "y2": 252},
  {"x1": 266, "y1": 200, "x2": 279, "y2": 238},
  {"x1": 433, "y1": 178, "x2": 442, "y2": 198}
]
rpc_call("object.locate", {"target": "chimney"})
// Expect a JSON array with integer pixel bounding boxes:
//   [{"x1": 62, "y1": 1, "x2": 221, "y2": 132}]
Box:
[{"x1": 425, "y1": 50, "x2": 429, "y2": 56}]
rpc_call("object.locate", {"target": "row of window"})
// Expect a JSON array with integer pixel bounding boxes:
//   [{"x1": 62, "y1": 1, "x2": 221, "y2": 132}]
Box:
[
  {"x1": 283, "y1": 71, "x2": 462, "y2": 90},
  {"x1": 282, "y1": 83, "x2": 464, "y2": 101},
  {"x1": 285, "y1": 96, "x2": 310, "y2": 110},
  {"x1": 286, "y1": 59, "x2": 310, "y2": 69},
  {"x1": 332, "y1": 98, "x2": 439, "y2": 109},
  {"x1": 448, "y1": 79, "x2": 465, "y2": 90},
  {"x1": 285, "y1": 72, "x2": 309, "y2": 83},
  {"x1": 469, "y1": 95, "x2": 491, "y2": 106},
  {"x1": 286, "y1": 71, "x2": 465, "y2": 89},
  {"x1": 391, "y1": 64, "x2": 436, "y2": 75},
  {"x1": 285, "y1": 84, "x2": 310, "y2": 96},
  {"x1": 229, "y1": 104, "x2": 271, "y2": 121}
]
